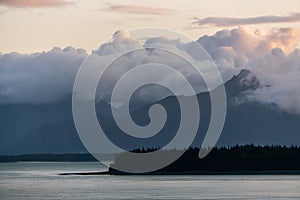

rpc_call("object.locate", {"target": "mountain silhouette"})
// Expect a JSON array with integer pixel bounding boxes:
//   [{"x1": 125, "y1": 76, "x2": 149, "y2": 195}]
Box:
[{"x1": 1, "y1": 70, "x2": 300, "y2": 155}]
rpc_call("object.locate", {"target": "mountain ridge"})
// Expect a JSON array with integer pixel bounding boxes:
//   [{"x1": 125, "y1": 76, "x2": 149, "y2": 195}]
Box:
[{"x1": 1, "y1": 69, "x2": 300, "y2": 154}]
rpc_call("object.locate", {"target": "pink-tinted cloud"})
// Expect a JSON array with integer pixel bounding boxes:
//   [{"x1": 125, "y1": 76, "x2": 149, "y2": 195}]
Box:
[
  {"x1": 106, "y1": 5, "x2": 174, "y2": 15},
  {"x1": 197, "y1": 27, "x2": 300, "y2": 113},
  {"x1": 0, "y1": 0, "x2": 74, "y2": 8},
  {"x1": 192, "y1": 13, "x2": 300, "y2": 28}
]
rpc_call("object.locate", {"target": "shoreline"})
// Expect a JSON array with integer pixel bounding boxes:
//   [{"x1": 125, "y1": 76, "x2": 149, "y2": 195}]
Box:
[{"x1": 59, "y1": 170, "x2": 300, "y2": 176}]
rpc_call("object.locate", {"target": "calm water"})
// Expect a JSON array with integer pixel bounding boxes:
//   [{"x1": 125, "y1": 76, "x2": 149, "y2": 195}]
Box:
[{"x1": 0, "y1": 162, "x2": 299, "y2": 200}]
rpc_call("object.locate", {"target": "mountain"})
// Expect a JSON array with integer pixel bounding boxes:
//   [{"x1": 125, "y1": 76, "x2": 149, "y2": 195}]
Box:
[{"x1": 1, "y1": 70, "x2": 300, "y2": 155}]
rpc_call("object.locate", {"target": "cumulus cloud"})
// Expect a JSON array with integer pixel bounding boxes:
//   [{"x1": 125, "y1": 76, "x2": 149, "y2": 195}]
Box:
[
  {"x1": 93, "y1": 30, "x2": 141, "y2": 56},
  {"x1": 97, "y1": 28, "x2": 300, "y2": 114},
  {"x1": 105, "y1": 5, "x2": 174, "y2": 15},
  {"x1": 0, "y1": 47, "x2": 86, "y2": 104},
  {"x1": 192, "y1": 13, "x2": 300, "y2": 28},
  {"x1": 1, "y1": 28, "x2": 300, "y2": 114},
  {"x1": 244, "y1": 49, "x2": 300, "y2": 113},
  {"x1": 198, "y1": 27, "x2": 300, "y2": 67},
  {"x1": 0, "y1": 31, "x2": 210, "y2": 105},
  {"x1": 0, "y1": 0, "x2": 75, "y2": 8},
  {"x1": 90, "y1": 30, "x2": 215, "y2": 105},
  {"x1": 197, "y1": 27, "x2": 300, "y2": 113}
]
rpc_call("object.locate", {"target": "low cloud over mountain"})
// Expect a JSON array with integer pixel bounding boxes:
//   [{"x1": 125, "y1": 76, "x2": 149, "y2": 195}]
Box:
[
  {"x1": 198, "y1": 27, "x2": 300, "y2": 113},
  {"x1": 1, "y1": 27, "x2": 300, "y2": 154},
  {"x1": 0, "y1": 27, "x2": 299, "y2": 113},
  {"x1": 0, "y1": 47, "x2": 86, "y2": 104}
]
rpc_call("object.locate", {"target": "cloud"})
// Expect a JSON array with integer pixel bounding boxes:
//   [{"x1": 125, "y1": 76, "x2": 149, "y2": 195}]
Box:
[
  {"x1": 197, "y1": 27, "x2": 300, "y2": 113},
  {"x1": 0, "y1": 29, "x2": 216, "y2": 105},
  {"x1": 105, "y1": 4, "x2": 174, "y2": 15},
  {"x1": 192, "y1": 13, "x2": 300, "y2": 28},
  {"x1": 1, "y1": 28, "x2": 300, "y2": 114},
  {"x1": 198, "y1": 27, "x2": 300, "y2": 68},
  {"x1": 0, "y1": 31, "x2": 206, "y2": 105},
  {"x1": 244, "y1": 48, "x2": 300, "y2": 113},
  {"x1": 0, "y1": 47, "x2": 86, "y2": 104},
  {"x1": 91, "y1": 30, "x2": 214, "y2": 104},
  {"x1": 0, "y1": 0, "x2": 75, "y2": 8}
]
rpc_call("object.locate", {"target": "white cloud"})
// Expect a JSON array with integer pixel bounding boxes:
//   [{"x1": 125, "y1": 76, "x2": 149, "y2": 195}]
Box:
[
  {"x1": 197, "y1": 27, "x2": 300, "y2": 113},
  {"x1": 198, "y1": 27, "x2": 300, "y2": 66},
  {"x1": 91, "y1": 31, "x2": 215, "y2": 104},
  {"x1": 1, "y1": 28, "x2": 300, "y2": 114},
  {"x1": 245, "y1": 48, "x2": 300, "y2": 113},
  {"x1": 0, "y1": 47, "x2": 86, "y2": 104}
]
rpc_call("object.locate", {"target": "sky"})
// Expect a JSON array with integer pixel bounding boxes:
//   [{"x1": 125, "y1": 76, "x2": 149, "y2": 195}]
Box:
[
  {"x1": 1, "y1": 0, "x2": 300, "y2": 114},
  {"x1": 0, "y1": 0, "x2": 300, "y2": 53}
]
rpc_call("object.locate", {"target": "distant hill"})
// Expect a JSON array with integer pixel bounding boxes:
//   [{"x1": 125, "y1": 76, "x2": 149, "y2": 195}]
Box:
[
  {"x1": 1, "y1": 145, "x2": 299, "y2": 176},
  {"x1": 1, "y1": 70, "x2": 300, "y2": 155}
]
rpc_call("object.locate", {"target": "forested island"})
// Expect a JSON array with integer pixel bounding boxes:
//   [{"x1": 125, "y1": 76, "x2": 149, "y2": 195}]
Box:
[
  {"x1": 109, "y1": 145, "x2": 300, "y2": 175},
  {"x1": 1, "y1": 145, "x2": 300, "y2": 175}
]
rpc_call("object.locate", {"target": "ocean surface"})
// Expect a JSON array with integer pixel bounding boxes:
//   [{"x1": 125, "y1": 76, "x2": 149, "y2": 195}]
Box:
[{"x1": 0, "y1": 162, "x2": 299, "y2": 200}]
